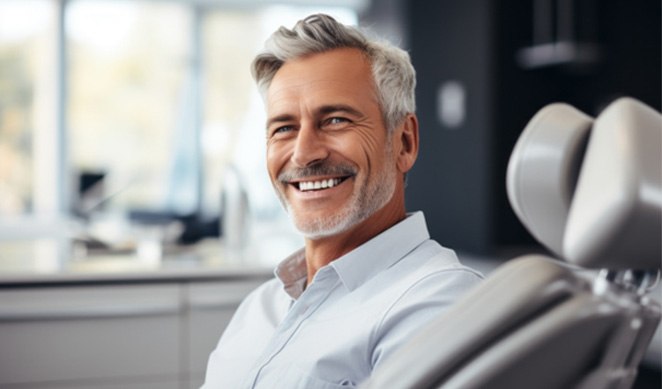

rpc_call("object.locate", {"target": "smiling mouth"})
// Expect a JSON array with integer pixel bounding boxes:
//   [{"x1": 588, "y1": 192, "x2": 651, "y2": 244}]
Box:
[{"x1": 293, "y1": 177, "x2": 349, "y2": 192}]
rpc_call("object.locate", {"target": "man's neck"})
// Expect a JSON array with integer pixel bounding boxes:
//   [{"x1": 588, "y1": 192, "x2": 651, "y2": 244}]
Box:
[{"x1": 303, "y1": 205, "x2": 406, "y2": 285}]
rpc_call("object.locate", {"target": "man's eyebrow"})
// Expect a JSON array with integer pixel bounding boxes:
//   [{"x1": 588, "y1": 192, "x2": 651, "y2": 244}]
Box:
[
  {"x1": 317, "y1": 104, "x2": 364, "y2": 118},
  {"x1": 265, "y1": 105, "x2": 364, "y2": 129},
  {"x1": 266, "y1": 114, "x2": 296, "y2": 130}
]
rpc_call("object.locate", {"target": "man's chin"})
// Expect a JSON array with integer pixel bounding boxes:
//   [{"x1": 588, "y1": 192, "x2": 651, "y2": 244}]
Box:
[{"x1": 291, "y1": 210, "x2": 358, "y2": 240}]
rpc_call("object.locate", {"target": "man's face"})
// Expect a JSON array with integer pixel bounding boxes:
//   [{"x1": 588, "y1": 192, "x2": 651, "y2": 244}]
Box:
[{"x1": 265, "y1": 48, "x2": 398, "y2": 239}]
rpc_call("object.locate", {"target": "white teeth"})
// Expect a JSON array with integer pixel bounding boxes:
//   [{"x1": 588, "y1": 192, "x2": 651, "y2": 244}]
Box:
[{"x1": 299, "y1": 178, "x2": 342, "y2": 191}]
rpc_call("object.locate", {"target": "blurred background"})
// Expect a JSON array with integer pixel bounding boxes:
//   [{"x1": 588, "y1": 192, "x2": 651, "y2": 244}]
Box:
[
  {"x1": 0, "y1": 0, "x2": 659, "y2": 388},
  {"x1": 1, "y1": 0, "x2": 659, "y2": 264}
]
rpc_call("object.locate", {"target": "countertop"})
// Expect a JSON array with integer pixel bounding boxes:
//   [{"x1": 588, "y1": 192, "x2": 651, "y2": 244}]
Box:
[{"x1": 0, "y1": 238, "x2": 274, "y2": 287}]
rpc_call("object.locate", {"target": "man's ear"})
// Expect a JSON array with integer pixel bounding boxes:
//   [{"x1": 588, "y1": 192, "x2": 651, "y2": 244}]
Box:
[{"x1": 395, "y1": 113, "x2": 419, "y2": 173}]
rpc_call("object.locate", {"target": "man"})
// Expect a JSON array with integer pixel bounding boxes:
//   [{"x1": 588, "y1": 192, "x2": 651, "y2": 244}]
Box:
[{"x1": 202, "y1": 14, "x2": 482, "y2": 388}]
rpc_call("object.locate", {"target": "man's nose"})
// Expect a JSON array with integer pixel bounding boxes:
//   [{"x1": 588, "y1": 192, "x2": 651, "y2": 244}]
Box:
[{"x1": 291, "y1": 125, "x2": 329, "y2": 167}]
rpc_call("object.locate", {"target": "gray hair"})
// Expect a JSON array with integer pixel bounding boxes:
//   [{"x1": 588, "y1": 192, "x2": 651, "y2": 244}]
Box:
[{"x1": 251, "y1": 14, "x2": 416, "y2": 132}]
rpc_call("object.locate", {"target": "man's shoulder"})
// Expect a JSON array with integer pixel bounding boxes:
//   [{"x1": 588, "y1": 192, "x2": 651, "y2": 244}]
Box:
[
  {"x1": 391, "y1": 239, "x2": 482, "y2": 282},
  {"x1": 356, "y1": 239, "x2": 482, "y2": 308},
  {"x1": 238, "y1": 277, "x2": 287, "y2": 309},
  {"x1": 376, "y1": 240, "x2": 483, "y2": 308},
  {"x1": 227, "y1": 276, "x2": 292, "y2": 329}
]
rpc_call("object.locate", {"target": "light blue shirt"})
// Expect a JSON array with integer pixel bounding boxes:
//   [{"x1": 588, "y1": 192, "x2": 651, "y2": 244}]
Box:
[{"x1": 202, "y1": 212, "x2": 482, "y2": 388}]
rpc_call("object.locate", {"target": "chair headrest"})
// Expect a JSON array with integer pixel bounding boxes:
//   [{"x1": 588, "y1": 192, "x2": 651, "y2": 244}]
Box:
[{"x1": 507, "y1": 97, "x2": 661, "y2": 270}]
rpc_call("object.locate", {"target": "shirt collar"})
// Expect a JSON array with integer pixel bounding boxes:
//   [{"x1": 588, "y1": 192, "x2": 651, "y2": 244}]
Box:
[
  {"x1": 274, "y1": 248, "x2": 307, "y2": 299},
  {"x1": 274, "y1": 212, "x2": 430, "y2": 298},
  {"x1": 330, "y1": 211, "x2": 430, "y2": 291}
]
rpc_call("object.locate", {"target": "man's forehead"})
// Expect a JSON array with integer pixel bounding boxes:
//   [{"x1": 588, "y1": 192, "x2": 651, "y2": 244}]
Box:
[
  {"x1": 266, "y1": 83, "x2": 377, "y2": 119},
  {"x1": 268, "y1": 49, "x2": 371, "y2": 89},
  {"x1": 267, "y1": 79, "x2": 357, "y2": 105}
]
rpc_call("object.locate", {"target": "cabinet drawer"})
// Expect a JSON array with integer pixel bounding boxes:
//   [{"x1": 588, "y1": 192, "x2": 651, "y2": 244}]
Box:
[{"x1": 0, "y1": 284, "x2": 181, "y2": 386}]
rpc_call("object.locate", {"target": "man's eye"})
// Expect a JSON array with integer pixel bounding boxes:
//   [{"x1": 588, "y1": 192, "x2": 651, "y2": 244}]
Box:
[
  {"x1": 325, "y1": 117, "x2": 350, "y2": 126},
  {"x1": 272, "y1": 125, "x2": 294, "y2": 135}
]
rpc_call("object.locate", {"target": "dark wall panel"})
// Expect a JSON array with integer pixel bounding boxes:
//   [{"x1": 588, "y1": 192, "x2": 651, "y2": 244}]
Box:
[{"x1": 404, "y1": 0, "x2": 661, "y2": 256}]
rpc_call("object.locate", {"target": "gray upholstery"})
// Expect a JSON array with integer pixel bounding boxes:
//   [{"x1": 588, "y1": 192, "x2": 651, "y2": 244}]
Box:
[
  {"x1": 363, "y1": 256, "x2": 588, "y2": 389},
  {"x1": 506, "y1": 103, "x2": 593, "y2": 257},
  {"x1": 508, "y1": 97, "x2": 661, "y2": 269},
  {"x1": 563, "y1": 98, "x2": 662, "y2": 269},
  {"x1": 362, "y1": 98, "x2": 661, "y2": 389}
]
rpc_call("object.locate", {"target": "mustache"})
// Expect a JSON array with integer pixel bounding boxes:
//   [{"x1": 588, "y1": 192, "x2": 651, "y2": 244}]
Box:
[{"x1": 278, "y1": 162, "x2": 357, "y2": 183}]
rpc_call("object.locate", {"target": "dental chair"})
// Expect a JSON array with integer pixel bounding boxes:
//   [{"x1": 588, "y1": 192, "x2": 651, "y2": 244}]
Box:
[{"x1": 363, "y1": 97, "x2": 661, "y2": 389}]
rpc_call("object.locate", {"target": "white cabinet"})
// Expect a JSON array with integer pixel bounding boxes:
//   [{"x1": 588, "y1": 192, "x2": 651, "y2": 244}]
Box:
[{"x1": 0, "y1": 277, "x2": 267, "y2": 389}]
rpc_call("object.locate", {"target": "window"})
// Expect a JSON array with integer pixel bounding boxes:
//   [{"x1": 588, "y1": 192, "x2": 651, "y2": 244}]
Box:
[
  {"x1": 67, "y1": 0, "x2": 195, "y2": 214},
  {"x1": 0, "y1": 0, "x2": 57, "y2": 217}
]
